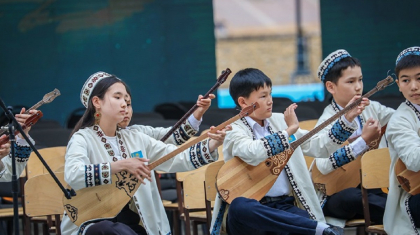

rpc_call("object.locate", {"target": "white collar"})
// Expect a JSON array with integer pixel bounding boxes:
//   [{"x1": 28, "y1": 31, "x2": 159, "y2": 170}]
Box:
[
  {"x1": 244, "y1": 116, "x2": 270, "y2": 130},
  {"x1": 412, "y1": 102, "x2": 420, "y2": 112}
]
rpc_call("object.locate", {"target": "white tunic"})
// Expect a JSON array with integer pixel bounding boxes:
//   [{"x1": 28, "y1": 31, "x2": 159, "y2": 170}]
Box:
[
  {"x1": 0, "y1": 136, "x2": 34, "y2": 181},
  {"x1": 61, "y1": 123, "x2": 217, "y2": 235},
  {"x1": 384, "y1": 101, "x2": 420, "y2": 235},
  {"x1": 210, "y1": 112, "x2": 358, "y2": 234},
  {"x1": 311, "y1": 100, "x2": 394, "y2": 227}
]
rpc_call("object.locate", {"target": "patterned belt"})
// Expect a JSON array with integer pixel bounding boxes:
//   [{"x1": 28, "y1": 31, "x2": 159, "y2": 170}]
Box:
[{"x1": 259, "y1": 195, "x2": 289, "y2": 205}]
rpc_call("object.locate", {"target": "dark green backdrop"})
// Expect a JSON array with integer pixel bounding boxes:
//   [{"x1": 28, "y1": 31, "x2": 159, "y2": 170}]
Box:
[
  {"x1": 0, "y1": 0, "x2": 216, "y2": 125},
  {"x1": 320, "y1": 0, "x2": 420, "y2": 97}
]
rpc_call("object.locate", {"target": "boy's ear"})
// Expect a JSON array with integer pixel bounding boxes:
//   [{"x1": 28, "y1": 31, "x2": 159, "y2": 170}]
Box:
[
  {"x1": 237, "y1": 96, "x2": 248, "y2": 109},
  {"x1": 395, "y1": 79, "x2": 401, "y2": 92},
  {"x1": 325, "y1": 81, "x2": 336, "y2": 95}
]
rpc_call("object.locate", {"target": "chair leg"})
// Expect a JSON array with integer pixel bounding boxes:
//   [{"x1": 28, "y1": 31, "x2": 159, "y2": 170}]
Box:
[
  {"x1": 356, "y1": 225, "x2": 367, "y2": 235},
  {"x1": 23, "y1": 216, "x2": 31, "y2": 235},
  {"x1": 192, "y1": 221, "x2": 199, "y2": 235},
  {"x1": 172, "y1": 210, "x2": 181, "y2": 235},
  {"x1": 184, "y1": 210, "x2": 191, "y2": 235}
]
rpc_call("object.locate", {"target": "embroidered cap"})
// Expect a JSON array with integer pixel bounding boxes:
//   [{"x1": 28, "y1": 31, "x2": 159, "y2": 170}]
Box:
[
  {"x1": 396, "y1": 46, "x2": 420, "y2": 65},
  {"x1": 317, "y1": 49, "x2": 351, "y2": 82},
  {"x1": 80, "y1": 71, "x2": 113, "y2": 108}
]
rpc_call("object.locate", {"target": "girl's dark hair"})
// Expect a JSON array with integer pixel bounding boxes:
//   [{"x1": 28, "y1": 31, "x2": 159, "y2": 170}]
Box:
[
  {"x1": 395, "y1": 55, "x2": 420, "y2": 78},
  {"x1": 324, "y1": 57, "x2": 361, "y2": 84},
  {"x1": 229, "y1": 68, "x2": 272, "y2": 107},
  {"x1": 71, "y1": 76, "x2": 131, "y2": 136}
]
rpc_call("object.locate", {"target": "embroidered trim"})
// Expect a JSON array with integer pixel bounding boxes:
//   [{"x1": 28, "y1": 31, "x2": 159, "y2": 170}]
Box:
[
  {"x1": 211, "y1": 196, "x2": 227, "y2": 235},
  {"x1": 405, "y1": 196, "x2": 419, "y2": 235},
  {"x1": 285, "y1": 165, "x2": 316, "y2": 220},
  {"x1": 241, "y1": 117, "x2": 256, "y2": 140},
  {"x1": 11, "y1": 144, "x2": 31, "y2": 162},
  {"x1": 328, "y1": 117, "x2": 355, "y2": 145},
  {"x1": 189, "y1": 140, "x2": 214, "y2": 169},
  {"x1": 328, "y1": 145, "x2": 355, "y2": 169},
  {"x1": 93, "y1": 125, "x2": 127, "y2": 162},
  {"x1": 85, "y1": 164, "x2": 94, "y2": 187},
  {"x1": 396, "y1": 47, "x2": 420, "y2": 65},
  {"x1": 173, "y1": 120, "x2": 197, "y2": 145},
  {"x1": 317, "y1": 50, "x2": 351, "y2": 82},
  {"x1": 406, "y1": 100, "x2": 420, "y2": 122},
  {"x1": 261, "y1": 132, "x2": 289, "y2": 157}
]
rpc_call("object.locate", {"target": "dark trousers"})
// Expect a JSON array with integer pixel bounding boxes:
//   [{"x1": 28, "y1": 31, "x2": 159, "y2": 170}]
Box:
[
  {"x1": 409, "y1": 194, "x2": 420, "y2": 228},
  {"x1": 226, "y1": 196, "x2": 318, "y2": 235},
  {"x1": 323, "y1": 187, "x2": 386, "y2": 224},
  {"x1": 86, "y1": 204, "x2": 147, "y2": 235}
]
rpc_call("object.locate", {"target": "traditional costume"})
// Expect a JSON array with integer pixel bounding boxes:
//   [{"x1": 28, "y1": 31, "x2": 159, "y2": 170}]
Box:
[
  {"x1": 210, "y1": 111, "x2": 357, "y2": 235},
  {"x1": 311, "y1": 49, "x2": 394, "y2": 227},
  {"x1": 0, "y1": 136, "x2": 34, "y2": 182},
  {"x1": 384, "y1": 46, "x2": 420, "y2": 235},
  {"x1": 61, "y1": 72, "x2": 218, "y2": 235}
]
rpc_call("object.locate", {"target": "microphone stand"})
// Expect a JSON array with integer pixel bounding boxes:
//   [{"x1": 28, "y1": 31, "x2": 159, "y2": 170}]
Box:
[{"x1": 0, "y1": 97, "x2": 76, "y2": 235}]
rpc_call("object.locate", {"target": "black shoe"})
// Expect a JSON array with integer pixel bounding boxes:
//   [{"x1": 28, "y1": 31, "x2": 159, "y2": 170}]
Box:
[{"x1": 322, "y1": 225, "x2": 344, "y2": 235}]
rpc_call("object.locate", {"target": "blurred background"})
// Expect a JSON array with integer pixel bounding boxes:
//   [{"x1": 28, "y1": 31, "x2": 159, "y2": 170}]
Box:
[{"x1": 0, "y1": 0, "x2": 415, "y2": 131}]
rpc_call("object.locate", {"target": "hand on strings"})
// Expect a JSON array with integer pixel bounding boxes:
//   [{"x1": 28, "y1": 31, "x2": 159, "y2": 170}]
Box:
[
  {"x1": 15, "y1": 108, "x2": 38, "y2": 138},
  {"x1": 344, "y1": 95, "x2": 370, "y2": 123},
  {"x1": 193, "y1": 94, "x2": 216, "y2": 121},
  {"x1": 0, "y1": 139, "x2": 11, "y2": 160},
  {"x1": 361, "y1": 118, "x2": 381, "y2": 144},
  {"x1": 113, "y1": 158, "x2": 151, "y2": 184},
  {"x1": 284, "y1": 103, "x2": 299, "y2": 136},
  {"x1": 207, "y1": 125, "x2": 232, "y2": 152}
]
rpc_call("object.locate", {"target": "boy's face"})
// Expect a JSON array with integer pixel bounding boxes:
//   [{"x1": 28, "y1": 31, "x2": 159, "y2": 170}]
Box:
[
  {"x1": 326, "y1": 66, "x2": 363, "y2": 107},
  {"x1": 396, "y1": 66, "x2": 420, "y2": 105},
  {"x1": 238, "y1": 84, "x2": 272, "y2": 125}
]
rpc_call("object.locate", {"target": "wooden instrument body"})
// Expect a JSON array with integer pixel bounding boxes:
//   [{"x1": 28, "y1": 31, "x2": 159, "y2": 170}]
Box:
[
  {"x1": 216, "y1": 149, "x2": 293, "y2": 204},
  {"x1": 311, "y1": 125, "x2": 386, "y2": 196},
  {"x1": 312, "y1": 155, "x2": 361, "y2": 196},
  {"x1": 63, "y1": 102, "x2": 258, "y2": 226},
  {"x1": 395, "y1": 158, "x2": 420, "y2": 195},
  {"x1": 63, "y1": 171, "x2": 140, "y2": 226},
  {"x1": 215, "y1": 76, "x2": 394, "y2": 203}
]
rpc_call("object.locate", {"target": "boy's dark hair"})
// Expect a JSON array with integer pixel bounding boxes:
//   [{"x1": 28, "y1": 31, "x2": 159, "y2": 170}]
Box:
[
  {"x1": 229, "y1": 68, "x2": 272, "y2": 107},
  {"x1": 395, "y1": 55, "x2": 420, "y2": 78},
  {"x1": 324, "y1": 57, "x2": 361, "y2": 84}
]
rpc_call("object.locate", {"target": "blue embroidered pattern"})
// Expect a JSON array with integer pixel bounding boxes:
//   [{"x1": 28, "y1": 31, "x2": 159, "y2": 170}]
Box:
[
  {"x1": 211, "y1": 196, "x2": 227, "y2": 235},
  {"x1": 93, "y1": 164, "x2": 100, "y2": 186},
  {"x1": 328, "y1": 117, "x2": 354, "y2": 145},
  {"x1": 396, "y1": 47, "x2": 420, "y2": 65},
  {"x1": 14, "y1": 144, "x2": 31, "y2": 162},
  {"x1": 189, "y1": 140, "x2": 212, "y2": 169},
  {"x1": 85, "y1": 164, "x2": 94, "y2": 187},
  {"x1": 261, "y1": 132, "x2": 289, "y2": 157},
  {"x1": 328, "y1": 145, "x2": 354, "y2": 169}
]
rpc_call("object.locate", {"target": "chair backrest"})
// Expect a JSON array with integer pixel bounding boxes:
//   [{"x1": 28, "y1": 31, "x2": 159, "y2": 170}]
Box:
[
  {"x1": 24, "y1": 172, "x2": 67, "y2": 217},
  {"x1": 299, "y1": 119, "x2": 318, "y2": 131},
  {"x1": 204, "y1": 161, "x2": 224, "y2": 201},
  {"x1": 360, "y1": 148, "x2": 390, "y2": 233},
  {"x1": 361, "y1": 148, "x2": 391, "y2": 189},
  {"x1": 26, "y1": 146, "x2": 66, "y2": 179},
  {"x1": 183, "y1": 170, "x2": 206, "y2": 210},
  {"x1": 299, "y1": 119, "x2": 318, "y2": 169}
]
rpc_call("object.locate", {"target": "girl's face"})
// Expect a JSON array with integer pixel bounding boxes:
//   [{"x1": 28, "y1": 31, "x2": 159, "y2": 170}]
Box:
[
  {"x1": 96, "y1": 82, "x2": 130, "y2": 124},
  {"x1": 397, "y1": 66, "x2": 420, "y2": 105}
]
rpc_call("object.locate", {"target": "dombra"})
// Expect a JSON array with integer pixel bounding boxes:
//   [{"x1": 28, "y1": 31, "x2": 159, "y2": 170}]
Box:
[{"x1": 215, "y1": 76, "x2": 394, "y2": 204}]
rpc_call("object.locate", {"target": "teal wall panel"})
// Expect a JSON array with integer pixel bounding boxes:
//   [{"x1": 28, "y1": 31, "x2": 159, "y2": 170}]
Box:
[
  {"x1": 0, "y1": 0, "x2": 216, "y2": 126},
  {"x1": 320, "y1": 0, "x2": 420, "y2": 97}
]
